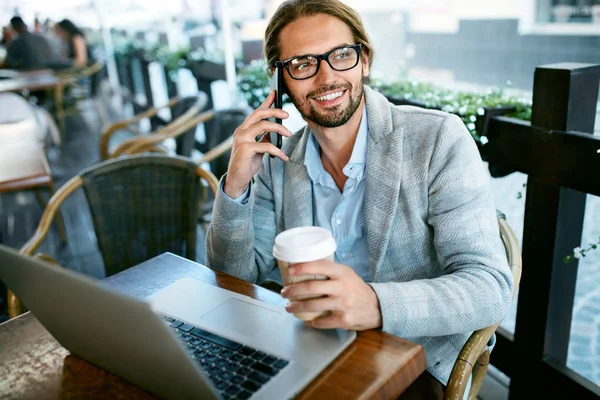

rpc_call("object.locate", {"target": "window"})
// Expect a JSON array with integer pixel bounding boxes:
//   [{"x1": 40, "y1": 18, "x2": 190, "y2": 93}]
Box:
[
  {"x1": 521, "y1": 0, "x2": 600, "y2": 34},
  {"x1": 538, "y1": 0, "x2": 600, "y2": 23}
]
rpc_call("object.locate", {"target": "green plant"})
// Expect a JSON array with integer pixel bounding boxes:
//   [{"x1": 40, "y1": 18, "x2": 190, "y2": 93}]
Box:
[
  {"x1": 564, "y1": 237, "x2": 600, "y2": 264},
  {"x1": 517, "y1": 182, "x2": 527, "y2": 199},
  {"x1": 143, "y1": 45, "x2": 225, "y2": 82},
  {"x1": 237, "y1": 58, "x2": 290, "y2": 109},
  {"x1": 237, "y1": 59, "x2": 271, "y2": 109},
  {"x1": 370, "y1": 79, "x2": 532, "y2": 143},
  {"x1": 110, "y1": 36, "x2": 225, "y2": 83}
]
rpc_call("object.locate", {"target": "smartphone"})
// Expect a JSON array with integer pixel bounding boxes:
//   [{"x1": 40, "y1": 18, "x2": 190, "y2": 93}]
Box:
[{"x1": 268, "y1": 62, "x2": 284, "y2": 157}]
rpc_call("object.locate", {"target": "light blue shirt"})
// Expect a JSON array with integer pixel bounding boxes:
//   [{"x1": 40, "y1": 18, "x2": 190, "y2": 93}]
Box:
[
  {"x1": 222, "y1": 107, "x2": 370, "y2": 283},
  {"x1": 303, "y1": 107, "x2": 370, "y2": 282}
]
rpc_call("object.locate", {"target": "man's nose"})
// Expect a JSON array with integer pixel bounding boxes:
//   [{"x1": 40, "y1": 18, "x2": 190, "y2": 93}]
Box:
[{"x1": 313, "y1": 58, "x2": 336, "y2": 83}]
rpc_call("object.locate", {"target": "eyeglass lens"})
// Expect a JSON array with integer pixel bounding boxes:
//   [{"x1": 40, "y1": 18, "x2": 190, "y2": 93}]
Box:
[{"x1": 287, "y1": 46, "x2": 359, "y2": 79}]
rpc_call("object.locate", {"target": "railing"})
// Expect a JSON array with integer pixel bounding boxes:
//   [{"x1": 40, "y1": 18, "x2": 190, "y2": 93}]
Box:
[{"x1": 392, "y1": 62, "x2": 600, "y2": 399}]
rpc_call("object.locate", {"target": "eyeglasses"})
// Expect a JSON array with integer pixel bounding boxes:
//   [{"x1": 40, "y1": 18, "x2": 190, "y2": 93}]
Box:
[{"x1": 275, "y1": 44, "x2": 362, "y2": 80}]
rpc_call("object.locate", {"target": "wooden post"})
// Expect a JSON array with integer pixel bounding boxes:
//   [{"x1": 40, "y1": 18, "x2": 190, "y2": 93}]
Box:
[{"x1": 509, "y1": 63, "x2": 600, "y2": 398}]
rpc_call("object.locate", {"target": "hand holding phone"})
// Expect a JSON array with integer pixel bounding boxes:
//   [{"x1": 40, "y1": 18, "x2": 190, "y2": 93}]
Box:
[{"x1": 223, "y1": 68, "x2": 290, "y2": 199}]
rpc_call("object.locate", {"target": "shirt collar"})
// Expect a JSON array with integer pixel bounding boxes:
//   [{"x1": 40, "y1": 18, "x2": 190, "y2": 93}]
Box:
[
  {"x1": 343, "y1": 106, "x2": 368, "y2": 179},
  {"x1": 304, "y1": 106, "x2": 368, "y2": 184}
]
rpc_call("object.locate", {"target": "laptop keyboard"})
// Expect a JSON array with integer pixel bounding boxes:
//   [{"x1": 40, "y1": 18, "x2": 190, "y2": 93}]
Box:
[{"x1": 162, "y1": 315, "x2": 289, "y2": 400}]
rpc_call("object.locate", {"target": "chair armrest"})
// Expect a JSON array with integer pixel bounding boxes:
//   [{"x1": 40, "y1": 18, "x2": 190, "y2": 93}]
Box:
[
  {"x1": 7, "y1": 290, "x2": 22, "y2": 319},
  {"x1": 10, "y1": 176, "x2": 81, "y2": 319},
  {"x1": 498, "y1": 217, "x2": 522, "y2": 299},
  {"x1": 117, "y1": 110, "x2": 215, "y2": 158},
  {"x1": 20, "y1": 176, "x2": 82, "y2": 256},
  {"x1": 445, "y1": 215, "x2": 523, "y2": 400},
  {"x1": 99, "y1": 96, "x2": 182, "y2": 159},
  {"x1": 108, "y1": 113, "x2": 193, "y2": 158},
  {"x1": 100, "y1": 124, "x2": 145, "y2": 160},
  {"x1": 196, "y1": 166, "x2": 219, "y2": 197},
  {"x1": 32, "y1": 253, "x2": 62, "y2": 267},
  {"x1": 145, "y1": 145, "x2": 169, "y2": 154},
  {"x1": 197, "y1": 135, "x2": 234, "y2": 164},
  {"x1": 445, "y1": 324, "x2": 498, "y2": 400}
]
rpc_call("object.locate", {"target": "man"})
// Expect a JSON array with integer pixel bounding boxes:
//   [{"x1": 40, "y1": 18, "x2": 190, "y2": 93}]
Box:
[
  {"x1": 206, "y1": 0, "x2": 513, "y2": 397},
  {"x1": 1, "y1": 16, "x2": 59, "y2": 70}
]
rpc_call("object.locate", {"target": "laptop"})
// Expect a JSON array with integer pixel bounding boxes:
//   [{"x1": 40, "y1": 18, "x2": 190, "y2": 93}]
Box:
[{"x1": 0, "y1": 245, "x2": 356, "y2": 400}]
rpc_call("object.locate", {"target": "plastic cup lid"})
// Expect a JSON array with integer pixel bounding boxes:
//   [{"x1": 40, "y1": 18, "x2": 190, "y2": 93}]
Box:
[{"x1": 272, "y1": 226, "x2": 336, "y2": 263}]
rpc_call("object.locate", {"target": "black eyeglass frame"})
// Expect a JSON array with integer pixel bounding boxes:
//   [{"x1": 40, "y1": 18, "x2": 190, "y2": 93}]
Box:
[{"x1": 274, "y1": 43, "x2": 363, "y2": 81}]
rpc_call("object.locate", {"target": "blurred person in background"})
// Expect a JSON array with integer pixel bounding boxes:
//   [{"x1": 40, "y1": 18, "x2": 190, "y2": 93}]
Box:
[
  {"x1": 34, "y1": 17, "x2": 44, "y2": 33},
  {"x1": 0, "y1": 16, "x2": 59, "y2": 70},
  {"x1": 1, "y1": 26, "x2": 16, "y2": 47},
  {"x1": 54, "y1": 19, "x2": 92, "y2": 68}
]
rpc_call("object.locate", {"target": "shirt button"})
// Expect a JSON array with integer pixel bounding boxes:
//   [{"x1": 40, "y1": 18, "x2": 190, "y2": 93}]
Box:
[{"x1": 335, "y1": 219, "x2": 342, "y2": 226}]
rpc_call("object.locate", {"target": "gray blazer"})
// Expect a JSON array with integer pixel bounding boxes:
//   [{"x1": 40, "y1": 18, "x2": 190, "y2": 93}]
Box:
[{"x1": 206, "y1": 85, "x2": 513, "y2": 385}]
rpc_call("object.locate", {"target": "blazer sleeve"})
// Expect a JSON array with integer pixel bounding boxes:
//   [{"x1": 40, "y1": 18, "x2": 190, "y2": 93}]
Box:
[
  {"x1": 370, "y1": 114, "x2": 514, "y2": 338},
  {"x1": 205, "y1": 155, "x2": 280, "y2": 284}
]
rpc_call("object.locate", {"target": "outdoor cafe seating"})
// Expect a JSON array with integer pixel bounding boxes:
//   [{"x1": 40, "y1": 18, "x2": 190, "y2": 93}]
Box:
[{"x1": 2, "y1": 2, "x2": 600, "y2": 397}]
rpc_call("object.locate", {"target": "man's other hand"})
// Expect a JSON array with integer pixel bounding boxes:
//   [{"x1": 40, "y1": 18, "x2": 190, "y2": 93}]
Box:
[{"x1": 280, "y1": 260, "x2": 383, "y2": 331}]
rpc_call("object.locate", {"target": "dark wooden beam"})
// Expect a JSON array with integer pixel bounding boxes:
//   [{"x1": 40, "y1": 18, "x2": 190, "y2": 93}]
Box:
[
  {"x1": 494, "y1": 334, "x2": 600, "y2": 400},
  {"x1": 541, "y1": 358, "x2": 600, "y2": 399},
  {"x1": 489, "y1": 328, "x2": 516, "y2": 377},
  {"x1": 483, "y1": 117, "x2": 600, "y2": 197},
  {"x1": 505, "y1": 62, "x2": 600, "y2": 399}
]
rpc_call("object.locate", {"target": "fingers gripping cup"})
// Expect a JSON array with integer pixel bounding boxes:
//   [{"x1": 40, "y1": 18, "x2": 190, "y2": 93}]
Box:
[{"x1": 273, "y1": 226, "x2": 337, "y2": 321}]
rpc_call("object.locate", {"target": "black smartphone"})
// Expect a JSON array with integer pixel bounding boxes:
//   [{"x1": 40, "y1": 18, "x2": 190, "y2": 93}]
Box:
[{"x1": 268, "y1": 62, "x2": 284, "y2": 157}]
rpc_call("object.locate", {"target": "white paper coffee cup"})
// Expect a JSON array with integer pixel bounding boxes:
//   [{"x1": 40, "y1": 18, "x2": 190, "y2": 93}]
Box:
[{"x1": 273, "y1": 226, "x2": 336, "y2": 321}]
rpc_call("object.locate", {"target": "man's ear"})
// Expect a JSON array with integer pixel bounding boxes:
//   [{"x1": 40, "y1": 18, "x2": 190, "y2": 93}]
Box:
[{"x1": 361, "y1": 50, "x2": 370, "y2": 78}]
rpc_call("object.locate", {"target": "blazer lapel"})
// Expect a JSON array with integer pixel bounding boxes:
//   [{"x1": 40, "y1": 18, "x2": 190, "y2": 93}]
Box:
[
  {"x1": 283, "y1": 127, "x2": 314, "y2": 229},
  {"x1": 363, "y1": 86, "x2": 404, "y2": 281}
]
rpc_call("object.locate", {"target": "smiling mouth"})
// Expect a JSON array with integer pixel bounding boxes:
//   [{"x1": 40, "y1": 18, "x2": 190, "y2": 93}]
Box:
[{"x1": 313, "y1": 90, "x2": 345, "y2": 102}]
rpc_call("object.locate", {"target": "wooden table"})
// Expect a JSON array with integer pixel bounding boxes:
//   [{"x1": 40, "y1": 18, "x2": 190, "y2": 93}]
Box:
[
  {"x1": 0, "y1": 253, "x2": 427, "y2": 399},
  {"x1": 0, "y1": 69, "x2": 64, "y2": 93},
  {"x1": 0, "y1": 142, "x2": 66, "y2": 242}
]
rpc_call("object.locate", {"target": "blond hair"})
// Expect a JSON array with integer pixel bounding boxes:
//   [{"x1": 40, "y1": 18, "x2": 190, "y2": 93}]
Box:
[{"x1": 264, "y1": 0, "x2": 374, "y2": 69}]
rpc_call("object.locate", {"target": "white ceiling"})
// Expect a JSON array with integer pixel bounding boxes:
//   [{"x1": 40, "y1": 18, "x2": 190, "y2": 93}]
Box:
[{"x1": 1, "y1": 0, "x2": 213, "y2": 30}]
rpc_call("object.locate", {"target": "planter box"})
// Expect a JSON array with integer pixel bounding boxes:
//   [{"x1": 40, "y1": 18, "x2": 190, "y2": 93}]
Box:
[{"x1": 187, "y1": 60, "x2": 226, "y2": 82}]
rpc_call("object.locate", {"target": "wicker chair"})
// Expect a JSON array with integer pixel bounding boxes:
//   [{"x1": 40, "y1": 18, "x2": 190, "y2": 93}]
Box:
[
  {"x1": 99, "y1": 92, "x2": 211, "y2": 160},
  {"x1": 104, "y1": 107, "x2": 249, "y2": 179},
  {"x1": 7, "y1": 154, "x2": 219, "y2": 319},
  {"x1": 444, "y1": 211, "x2": 522, "y2": 400}
]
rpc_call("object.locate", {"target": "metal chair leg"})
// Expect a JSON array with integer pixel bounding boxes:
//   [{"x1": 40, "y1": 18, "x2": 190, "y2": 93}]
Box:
[{"x1": 54, "y1": 83, "x2": 66, "y2": 142}]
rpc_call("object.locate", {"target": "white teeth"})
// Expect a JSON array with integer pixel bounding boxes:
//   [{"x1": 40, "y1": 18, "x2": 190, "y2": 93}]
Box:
[{"x1": 315, "y1": 91, "x2": 343, "y2": 101}]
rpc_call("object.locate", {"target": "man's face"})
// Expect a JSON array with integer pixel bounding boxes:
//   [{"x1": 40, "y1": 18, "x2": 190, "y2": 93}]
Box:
[{"x1": 278, "y1": 14, "x2": 370, "y2": 128}]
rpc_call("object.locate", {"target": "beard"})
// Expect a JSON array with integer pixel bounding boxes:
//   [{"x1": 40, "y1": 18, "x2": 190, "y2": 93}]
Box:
[{"x1": 288, "y1": 75, "x2": 365, "y2": 128}]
